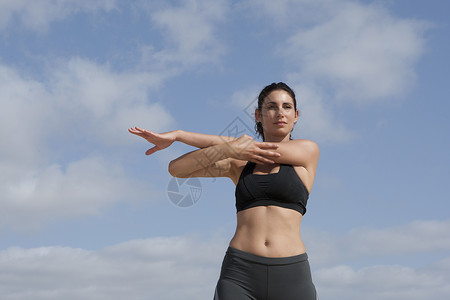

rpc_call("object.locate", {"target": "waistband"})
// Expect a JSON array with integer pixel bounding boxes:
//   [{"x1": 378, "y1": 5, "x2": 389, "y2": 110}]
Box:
[{"x1": 226, "y1": 247, "x2": 308, "y2": 266}]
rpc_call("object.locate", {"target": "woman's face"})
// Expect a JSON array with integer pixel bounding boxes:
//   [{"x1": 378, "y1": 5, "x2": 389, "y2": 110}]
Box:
[{"x1": 256, "y1": 89, "x2": 299, "y2": 142}]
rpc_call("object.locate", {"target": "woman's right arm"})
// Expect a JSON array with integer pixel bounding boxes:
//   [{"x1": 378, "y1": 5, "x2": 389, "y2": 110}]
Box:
[
  {"x1": 129, "y1": 127, "x2": 280, "y2": 180},
  {"x1": 175, "y1": 130, "x2": 236, "y2": 148},
  {"x1": 128, "y1": 127, "x2": 236, "y2": 155},
  {"x1": 168, "y1": 135, "x2": 280, "y2": 179}
]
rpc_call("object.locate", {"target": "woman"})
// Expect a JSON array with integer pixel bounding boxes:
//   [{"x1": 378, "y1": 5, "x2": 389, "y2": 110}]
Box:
[{"x1": 129, "y1": 82, "x2": 319, "y2": 300}]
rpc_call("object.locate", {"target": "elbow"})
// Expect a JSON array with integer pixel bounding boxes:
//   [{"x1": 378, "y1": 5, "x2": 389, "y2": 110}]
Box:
[
  {"x1": 168, "y1": 160, "x2": 189, "y2": 178},
  {"x1": 168, "y1": 160, "x2": 178, "y2": 177}
]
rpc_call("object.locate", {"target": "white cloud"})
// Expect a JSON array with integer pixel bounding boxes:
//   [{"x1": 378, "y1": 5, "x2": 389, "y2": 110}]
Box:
[
  {"x1": 48, "y1": 58, "x2": 173, "y2": 147},
  {"x1": 308, "y1": 219, "x2": 450, "y2": 299},
  {"x1": 241, "y1": 0, "x2": 339, "y2": 27},
  {"x1": 1, "y1": 231, "x2": 449, "y2": 300},
  {"x1": 0, "y1": 59, "x2": 174, "y2": 230},
  {"x1": 314, "y1": 262, "x2": 450, "y2": 300},
  {"x1": 0, "y1": 64, "x2": 50, "y2": 166},
  {"x1": 239, "y1": 0, "x2": 430, "y2": 143},
  {"x1": 0, "y1": 58, "x2": 172, "y2": 160},
  {"x1": 0, "y1": 235, "x2": 228, "y2": 300},
  {"x1": 229, "y1": 85, "x2": 260, "y2": 126},
  {"x1": 291, "y1": 83, "x2": 355, "y2": 143},
  {"x1": 305, "y1": 219, "x2": 450, "y2": 266},
  {"x1": 281, "y1": 1, "x2": 429, "y2": 103},
  {"x1": 0, "y1": 0, "x2": 116, "y2": 32},
  {"x1": 230, "y1": 86, "x2": 259, "y2": 112},
  {"x1": 346, "y1": 219, "x2": 450, "y2": 255},
  {"x1": 0, "y1": 156, "x2": 156, "y2": 231},
  {"x1": 144, "y1": 0, "x2": 228, "y2": 69}
]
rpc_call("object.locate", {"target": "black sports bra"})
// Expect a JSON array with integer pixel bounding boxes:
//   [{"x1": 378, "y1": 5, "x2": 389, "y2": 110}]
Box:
[{"x1": 235, "y1": 161, "x2": 310, "y2": 215}]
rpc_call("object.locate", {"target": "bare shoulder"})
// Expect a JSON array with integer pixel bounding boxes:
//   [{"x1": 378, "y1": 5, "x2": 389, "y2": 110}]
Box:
[
  {"x1": 274, "y1": 139, "x2": 319, "y2": 168},
  {"x1": 288, "y1": 139, "x2": 319, "y2": 155},
  {"x1": 280, "y1": 139, "x2": 319, "y2": 157}
]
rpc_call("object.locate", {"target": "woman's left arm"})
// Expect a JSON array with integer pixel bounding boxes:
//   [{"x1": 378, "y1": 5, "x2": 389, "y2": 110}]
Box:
[{"x1": 272, "y1": 139, "x2": 320, "y2": 173}]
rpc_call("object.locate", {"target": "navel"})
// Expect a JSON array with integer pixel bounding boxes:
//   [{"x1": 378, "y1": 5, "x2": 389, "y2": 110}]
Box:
[{"x1": 264, "y1": 240, "x2": 269, "y2": 247}]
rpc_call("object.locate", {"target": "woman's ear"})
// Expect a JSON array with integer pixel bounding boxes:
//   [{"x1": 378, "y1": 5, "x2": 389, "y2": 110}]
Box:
[
  {"x1": 254, "y1": 108, "x2": 262, "y2": 122},
  {"x1": 294, "y1": 109, "x2": 299, "y2": 123}
]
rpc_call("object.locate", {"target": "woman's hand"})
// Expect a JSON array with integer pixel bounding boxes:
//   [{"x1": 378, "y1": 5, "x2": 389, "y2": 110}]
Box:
[
  {"x1": 128, "y1": 127, "x2": 177, "y2": 155},
  {"x1": 226, "y1": 134, "x2": 280, "y2": 164}
]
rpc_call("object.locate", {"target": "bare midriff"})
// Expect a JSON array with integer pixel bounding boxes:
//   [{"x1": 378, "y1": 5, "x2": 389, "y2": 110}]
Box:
[{"x1": 229, "y1": 205, "x2": 306, "y2": 258}]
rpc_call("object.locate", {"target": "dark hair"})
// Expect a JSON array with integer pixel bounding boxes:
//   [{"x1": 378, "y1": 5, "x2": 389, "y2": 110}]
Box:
[{"x1": 255, "y1": 82, "x2": 297, "y2": 141}]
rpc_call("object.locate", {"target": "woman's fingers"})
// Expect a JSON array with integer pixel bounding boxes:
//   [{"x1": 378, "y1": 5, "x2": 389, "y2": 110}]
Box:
[
  {"x1": 251, "y1": 148, "x2": 280, "y2": 165},
  {"x1": 264, "y1": 150, "x2": 280, "y2": 157},
  {"x1": 130, "y1": 127, "x2": 175, "y2": 155},
  {"x1": 255, "y1": 148, "x2": 280, "y2": 160},
  {"x1": 129, "y1": 127, "x2": 156, "y2": 141},
  {"x1": 256, "y1": 141, "x2": 279, "y2": 149},
  {"x1": 251, "y1": 148, "x2": 280, "y2": 164},
  {"x1": 129, "y1": 127, "x2": 150, "y2": 134},
  {"x1": 129, "y1": 127, "x2": 146, "y2": 136},
  {"x1": 145, "y1": 146, "x2": 160, "y2": 155},
  {"x1": 252, "y1": 155, "x2": 275, "y2": 165},
  {"x1": 229, "y1": 136, "x2": 281, "y2": 162},
  {"x1": 255, "y1": 158, "x2": 275, "y2": 165},
  {"x1": 128, "y1": 127, "x2": 139, "y2": 134},
  {"x1": 133, "y1": 126, "x2": 146, "y2": 132}
]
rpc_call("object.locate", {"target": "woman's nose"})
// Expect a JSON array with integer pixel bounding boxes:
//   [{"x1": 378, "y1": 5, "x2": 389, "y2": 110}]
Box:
[{"x1": 277, "y1": 108, "x2": 284, "y2": 116}]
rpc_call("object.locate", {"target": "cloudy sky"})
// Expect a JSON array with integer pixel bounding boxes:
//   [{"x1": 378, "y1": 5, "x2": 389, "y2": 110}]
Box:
[{"x1": 1, "y1": 0, "x2": 449, "y2": 299}]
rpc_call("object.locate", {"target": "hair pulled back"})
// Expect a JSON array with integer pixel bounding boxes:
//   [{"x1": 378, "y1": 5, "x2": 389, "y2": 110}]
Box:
[{"x1": 255, "y1": 82, "x2": 297, "y2": 141}]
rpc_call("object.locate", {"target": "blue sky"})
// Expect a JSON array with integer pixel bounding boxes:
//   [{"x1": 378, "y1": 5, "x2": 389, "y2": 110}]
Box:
[{"x1": 1, "y1": 0, "x2": 449, "y2": 299}]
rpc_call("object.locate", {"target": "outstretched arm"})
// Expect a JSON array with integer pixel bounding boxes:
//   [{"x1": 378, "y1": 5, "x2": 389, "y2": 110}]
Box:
[
  {"x1": 128, "y1": 127, "x2": 236, "y2": 155},
  {"x1": 129, "y1": 127, "x2": 281, "y2": 180},
  {"x1": 175, "y1": 130, "x2": 236, "y2": 148},
  {"x1": 168, "y1": 135, "x2": 280, "y2": 179}
]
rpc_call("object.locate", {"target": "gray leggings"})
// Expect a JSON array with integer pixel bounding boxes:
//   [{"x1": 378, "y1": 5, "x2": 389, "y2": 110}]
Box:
[{"x1": 214, "y1": 247, "x2": 318, "y2": 300}]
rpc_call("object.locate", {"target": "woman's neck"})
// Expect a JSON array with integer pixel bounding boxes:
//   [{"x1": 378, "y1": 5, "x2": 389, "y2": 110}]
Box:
[{"x1": 264, "y1": 134, "x2": 290, "y2": 143}]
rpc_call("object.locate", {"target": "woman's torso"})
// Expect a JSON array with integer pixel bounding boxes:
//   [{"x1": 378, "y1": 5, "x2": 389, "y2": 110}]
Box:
[{"x1": 229, "y1": 160, "x2": 312, "y2": 257}]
